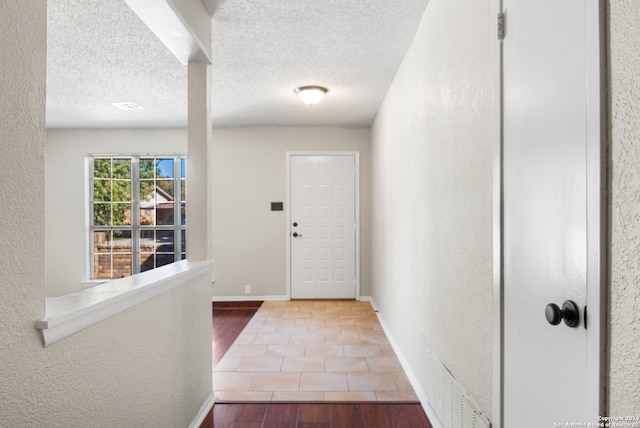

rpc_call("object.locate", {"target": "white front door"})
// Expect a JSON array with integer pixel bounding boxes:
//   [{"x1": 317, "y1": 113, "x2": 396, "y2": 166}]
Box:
[
  {"x1": 501, "y1": 0, "x2": 603, "y2": 425},
  {"x1": 289, "y1": 154, "x2": 357, "y2": 299}
]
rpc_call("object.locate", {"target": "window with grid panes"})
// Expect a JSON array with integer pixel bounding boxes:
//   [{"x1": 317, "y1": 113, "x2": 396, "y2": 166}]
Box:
[{"x1": 90, "y1": 156, "x2": 186, "y2": 279}]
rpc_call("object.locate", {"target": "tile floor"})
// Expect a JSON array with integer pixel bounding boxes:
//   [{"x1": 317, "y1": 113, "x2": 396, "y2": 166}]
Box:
[{"x1": 213, "y1": 300, "x2": 419, "y2": 402}]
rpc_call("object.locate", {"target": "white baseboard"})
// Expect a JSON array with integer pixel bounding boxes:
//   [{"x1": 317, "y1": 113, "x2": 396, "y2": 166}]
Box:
[
  {"x1": 188, "y1": 390, "x2": 216, "y2": 428},
  {"x1": 357, "y1": 295, "x2": 377, "y2": 309},
  {"x1": 212, "y1": 295, "x2": 289, "y2": 302},
  {"x1": 368, "y1": 297, "x2": 444, "y2": 428}
]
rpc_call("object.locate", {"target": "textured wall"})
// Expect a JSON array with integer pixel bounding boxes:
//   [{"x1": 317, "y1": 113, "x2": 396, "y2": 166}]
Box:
[
  {"x1": 1, "y1": 279, "x2": 212, "y2": 427},
  {"x1": 46, "y1": 129, "x2": 187, "y2": 297},
  {"x1": 609, "y1": 0, "x2": 640, "y2": 415},
  {"x1": 0, "y1": 4, "x2": 212, "y2": 426},
  {"x1": 371, "y1": 0, "x2": 493, "y2": 418},
  {"x1": 211, "y1": 127, "x2": 372, "y2": 298}
]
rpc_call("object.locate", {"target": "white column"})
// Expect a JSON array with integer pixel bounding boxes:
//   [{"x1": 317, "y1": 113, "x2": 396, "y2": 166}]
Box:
[{"x1": 187, "y1": 62, "x2": 213, "y2": 261}]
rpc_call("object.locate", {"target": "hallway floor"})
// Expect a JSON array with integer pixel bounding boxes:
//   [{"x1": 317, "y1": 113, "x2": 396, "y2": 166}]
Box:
[{"x1": 213, "y1": 300, "x2": 419, "y2": 402}]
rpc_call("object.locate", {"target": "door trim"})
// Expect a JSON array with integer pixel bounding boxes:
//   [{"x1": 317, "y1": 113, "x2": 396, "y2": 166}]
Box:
[
  {"x1": 492, "y1": 1, "x2": 607, "y2": 425},
  {"x1": 285, "y1": 151, "x2": 360, "y2": 300}
]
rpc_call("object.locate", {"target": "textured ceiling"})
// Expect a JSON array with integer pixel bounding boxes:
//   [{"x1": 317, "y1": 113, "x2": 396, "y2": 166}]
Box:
[{"x1": 46, "y1": 0, "x2": 429, "y2": 129}]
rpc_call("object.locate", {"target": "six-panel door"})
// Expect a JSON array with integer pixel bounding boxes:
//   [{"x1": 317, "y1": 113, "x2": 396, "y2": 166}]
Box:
[{"x1": 290, "y1": 155, "x2": 357, "y2": 299}]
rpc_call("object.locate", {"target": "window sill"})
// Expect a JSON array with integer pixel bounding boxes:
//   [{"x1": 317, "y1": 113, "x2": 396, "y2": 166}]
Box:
[{"x1": 36, "y1": 259, "x2": 212, "y2": 347}]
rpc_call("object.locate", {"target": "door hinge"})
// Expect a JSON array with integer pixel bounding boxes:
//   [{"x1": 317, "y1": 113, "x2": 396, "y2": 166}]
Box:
[{"x1": 497, "y1": 12, "x2": 505, "y2": 41}]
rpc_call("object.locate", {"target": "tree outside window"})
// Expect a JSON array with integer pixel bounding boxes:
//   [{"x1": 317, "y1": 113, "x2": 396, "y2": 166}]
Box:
[{"x1": 90, "y1": 156, "x2": 186, "y2": 279}]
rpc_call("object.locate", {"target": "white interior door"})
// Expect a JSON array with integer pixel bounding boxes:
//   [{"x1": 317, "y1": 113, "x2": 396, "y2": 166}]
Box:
[
  {"x1": 289, "y1": 154, "x2": 357, "y2": 299},
  {"x1": 501, "y1": 0, "x2": 602, "y2": 425}
]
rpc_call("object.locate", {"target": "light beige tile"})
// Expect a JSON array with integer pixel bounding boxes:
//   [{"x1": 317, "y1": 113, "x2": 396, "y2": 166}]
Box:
[
  {"x1": 380, "y1": 344, "x2": 396, "y2": 357},
  {"x1": 337, "y1": 300, "x2": 362, "y2": 307},
  {"x1": 262, "y1": 301, "x2": 286, "y2": 308},
  {"x1": 289, "y1": 333, "x2": 325, "y2": 345},
  {"x1": 359, "y1": 333, "x2": 391, "y2": 346},
  {"x1": 342, "y1": 325, "x2": 375, "y2": 335},
  {"x1": 242, "y1": 325, "x2": 278, "y2": 334},
  {"x1": 338, "y1": 310, "x2": 368, "y2": 319},
  {"x1": 233, "y1": 333, "x2": 257, "y2": 344},
  {"x1": 251, "y1": 333, "x2": 291, "y2": 345},
  {"x1": 325, "y1": 318, "x2": 356, "y2": 326},
  {"x1": 371, "y1": 325, "x2": 385, "y2": 334},
  {"x1": 212, "y1": 372, "x2": 255, "y2": 390},
  {"x1": 310, "y1": 310, "x2": 338, "y2": 319},
  {"x1": 250, "y1": 372, "x2": 301, "y2": 391},
  {"x1": 275, "y1": 326, "x2": 309, "y2": 335},
  {"x1": 314, "y1": 305, "x2": 342, "y2": 312},
  {"x1": 218, "y1": 391, "x2": 274, "y2": 402},
  {"x1": 324, "y1": 391, "x2": 376, "y2": 401},
  {"x1": 226, "y1": 344, "x2": 268, "y2": 357},
  {"x1": 325, "y1": 357, "x2": 369, "y2": 373},
  {"x1": 266, "y1": 344, "x2": 306, "y2": 358},
  {"x1": 214, "y1": 300, "x2": 420, "y2": 403},
  {"x1": 273, "y1": 391, "x2": 325, "y2": 401},
  {"x1": 343, "y1": 344, "x2": 384, "y2": 357},
  {"x1": 366, "y1": 356, "x2": 403, "y2": 372},
  {"x1": 283, "y1": 310, "x2": 311, "y2": 319},
  {"x1": 214, "y1": 356, "x2": 241, "y2": 372},
  {"x1": 262, "y1": 312, "x2": 283, "y2": 319},
  {"x1": 300, "y1": 372, "x2": 349, "y2": 391},
  {"x1": 393, "y1": 372, "x2": 415, "y2": 391},
  {"x1": 348, "y1": 373, "x2": 398, "y2": 391},
  {"x1": 236, "y1": 357, "x2": 284, "y2": 372},
  {"x1": 305, "y1": 344, "x2": 344, "y2": 358},
  {"x1": 295, "y1": 318, "x2": 326, "y2": 327},
  {"x1": 307, "y1": 326, "x2": 341, "y2": 335},
  {"x1": 375, "y1": 390, "x2": 419, "y2": 401},
  {"x1": 355, "y1": 319, "x2": 381, "y2": 328},
  {"x1": 281, "y1": 357, "x2": 325, "y2": 372},
  {"x1": 312, "y1": 300, "x2": 338, "y2": 308},
  {"x1": 324, "y1": 333, "x2": 363, "y2": 345},
  {"x1": 264, "y1": 318, "x2": 296, "y2": 326}
]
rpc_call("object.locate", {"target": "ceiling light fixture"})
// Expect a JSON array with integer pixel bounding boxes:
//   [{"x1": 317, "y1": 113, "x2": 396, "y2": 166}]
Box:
[
  {"x1": 112, "y1": 102, "x2": 144, "y2": 111},
  {"x1": 294, "y1": 86, "x2": 328, "y2": 105}
]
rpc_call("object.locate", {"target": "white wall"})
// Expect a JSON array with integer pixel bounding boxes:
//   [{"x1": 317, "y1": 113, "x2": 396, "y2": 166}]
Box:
[
  {"x1": 371, "y1": 0, "x2": 493, "y2": 418},
  {"x1": 609, "y1": 0, "x2": 640, "y2": 415},
  {"x1": 45, "y1": 129, "x2": 187, "y2": 297},
  {"x1": 46, "y1": 125, "x2": 372, "y2": 300},
  {"x1": 0, "y1": 11, "x2": 211, "y2": 423},
  {"x1": 211, "y1": 127, "x2": 371, "y2": 298}
]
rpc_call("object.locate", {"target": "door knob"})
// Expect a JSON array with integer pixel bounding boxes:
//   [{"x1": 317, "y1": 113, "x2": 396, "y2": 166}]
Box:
[
  {"x1": 292, "y1": 232, "x2": 302, "y2": 238},
  {"x1": 545, "y1": 300, "x2": 580, "y2": 328}
]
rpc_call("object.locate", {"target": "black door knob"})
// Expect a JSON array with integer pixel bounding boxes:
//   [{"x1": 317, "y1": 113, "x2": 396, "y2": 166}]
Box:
[
  {"x1": 545, "y1": 300, "x2": 580, "y2": 328},
  {"x1": 545, "y1": 303, "x2": 562, "y2": 325},
  {"x1": 293, "y1": 222, "x2": 298, "y2": 227},
  {"x1": 292, "y1": 232, "x2": 301, "y2": 237}
]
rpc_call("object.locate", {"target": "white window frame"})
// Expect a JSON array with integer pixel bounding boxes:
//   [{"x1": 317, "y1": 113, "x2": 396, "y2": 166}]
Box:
[{"x1": 88, "y1": 155, "x2": 187, "y2": 280}]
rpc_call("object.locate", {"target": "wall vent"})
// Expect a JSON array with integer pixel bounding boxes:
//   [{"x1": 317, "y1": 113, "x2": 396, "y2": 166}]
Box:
[{"x1": 425, "y1": 350, "x2": 491, "y2": 428}]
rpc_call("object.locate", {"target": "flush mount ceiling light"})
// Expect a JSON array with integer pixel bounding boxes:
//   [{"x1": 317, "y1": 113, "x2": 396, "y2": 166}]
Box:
[
  {"x1": 294, "y1": 86, "x2": 328, "y2": 105},
  {"x1": 112, "y1": 102, "x2": 144, "y2": 111}
]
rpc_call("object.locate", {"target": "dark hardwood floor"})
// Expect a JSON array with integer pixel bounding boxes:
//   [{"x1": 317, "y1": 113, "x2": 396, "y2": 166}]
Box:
[
  {"x1": 212, "y1": 301, "x2": 263, "y2": 367},
  {"x1": 201, "y1": 301, "x2": 433, "y2": 428},
  {"x1": 213, "y1": 402, "x2": 432, "y2": 428}
]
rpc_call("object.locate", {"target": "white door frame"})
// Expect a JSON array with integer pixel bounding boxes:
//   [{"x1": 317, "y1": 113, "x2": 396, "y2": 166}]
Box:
[
  {"x1": 492, "y1": 1, "x2": 607, "y2": 426},
  {"x1": 285, "y1": 151, "x2": 360, "y2": 300}
]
